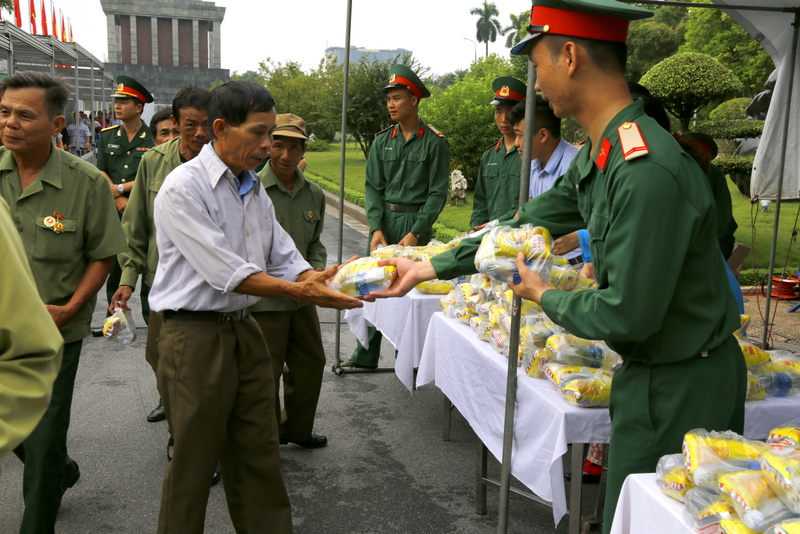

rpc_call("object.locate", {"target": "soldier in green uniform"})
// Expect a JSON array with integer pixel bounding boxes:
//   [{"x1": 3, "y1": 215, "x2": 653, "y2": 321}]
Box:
[
  {"x1": 250, "y1": 114, "x2": 329, "y2": 448},
  {"x1": 343, "y1": 64, "x2": 450, "y2": 369},
  {"x1": 369, "y1": 2, "x2": 746, "y2": 532},
  {"x1": 0, "y1": 71, "x2": 127, "y2": 534},
  {"x1": 0, "y1": 197, "x2": 63, "y2": 462},
  {"x1": 470, "y1": 76, "x2": 525, "y2": 229},
  {"x1": 97, "y1": 75, "x2": 154, "y2": 311}
]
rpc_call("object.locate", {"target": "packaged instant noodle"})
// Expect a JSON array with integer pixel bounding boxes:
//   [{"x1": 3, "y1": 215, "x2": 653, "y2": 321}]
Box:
[
  {"x1": 329, "y1": 257, "x2": 397, "y2": 297},
  {"x1": 558, "y1": 369, "x2": 613, "y2": 408},
  {"x1": 525, "y1": 350, "x2": 551, "y2": 379},
  {"x1": 768, "y1": 428, "x2": 800, "y2": 450},
  {"x1": 683, "y1": 486, "x2": 736, "y2": 534},
  {"x1": 656, "y1": 453, "x2": 695, "y2": 502},
  {"x1": 549, "y1": 265, "x2": 580, "y2": 291},
  {"x1": 766, "y1": 354, "x2": 800, "y2": 375},
  {"x1": 740, "y1": 339, "x2": 772, "y2": 368},
  {"x1": 682, "y1": 429, "x2": 768, "y2": 486},
  {"x1": 751, "y1": 368, "x2": 800, "y2": 398},
  {"x1": 474, "y1": 224, "x2": 554, "y2": 284},
  {"x1": 719, "y1": 518, "x2": 762, "y2": 534},
  {"x1": 415, "y1": 279, "x2": 456, "y2": 294},
  {"x1": 542, "y1": 362, "x2": 587, "y2": 388},
  {"x1": 718, "y1": 470, "x2": 798, "y2": 531},
  {"x1": 489, "y1": 330, "x2": 509, "y2": 355},
  {"x1": 761, "y1": 448, "x2": 800, "y2": 513},
  {"x1": 103, "y1": 308, "x2": 136, "y2": 344},
  {"x1": 369, "y1": 244, "x2": 406, "y2": 259},
  {"x1": 765, "y1": 520, "x2": 800, "y2": 534},
  {"x1": 545, "y1": 334, "x2": 621, "y2": 370},
  {"x1": 469, "y1": 316, "x2": 492, "y2": 342},
  {"x1": 746, "y1": 371, "x2": 766, "y2": 401}
]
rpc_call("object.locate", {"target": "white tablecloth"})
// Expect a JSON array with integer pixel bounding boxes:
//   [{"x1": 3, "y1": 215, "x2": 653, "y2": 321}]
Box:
[
  {"x1": 418, "y1": 312, "x2": 800, "y2": 525},
  {"x1": 609, "y1": 473, "x2": 693, "y2": 534},
  {"x1": 344, "y1": 290, "x2": 442, "y2": 390}
]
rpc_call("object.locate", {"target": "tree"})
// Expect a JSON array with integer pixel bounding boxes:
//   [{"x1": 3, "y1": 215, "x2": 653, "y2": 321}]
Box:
[
  {"x1": 639, "y1": 52, "x2": 744, "y2": 131},
  {"x1": 470, "y1": 2, "x2": 502, "y2": 58},
  {"x1": 626, "y1": 20, "x2": 683, "y2": 83},
  {"x1": 501, "y1": 10, "x2": 529, "y2": 48}
]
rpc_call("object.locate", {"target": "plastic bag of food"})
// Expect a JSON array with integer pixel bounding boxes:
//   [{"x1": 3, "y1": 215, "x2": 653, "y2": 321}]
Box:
[
  {"x1": 764, "y1": 520, "x2": 800, "y2": 534},
  {"x1": 542, "y1": 362, "x2": 587, "y2": 388},
  {"x1": 489, "y1": 330, "x2": 509, "y2": 355},
  {"x1": 369, "y1": 244, "x2": 405, "y2": 259},
  {"x1": 419, "y1": 241, "x2": 447, "y2": 257},
  {"x1": 656, "y1": 453, "x2": 695, "y2": 502},
  {"x1": 549, "y1": 265, "x2": 580, "y2": 291},
  {"x1": 574, "y1": 276, "x2": 598, "y2": 291},
  {"x1": 761, "y1": 448, "x2": 800, "y2": 512},
  {"x1": 719, "y1": 518, "x2": 762, "y2": 534},
  {"x1": 683, "y1": 429, "x2": 768, "y2": 487},
  {"x1": 719, "y1": 470, "x2": 799, "y2": 531},
  {"x1": 520, "y1": 321, "x2": 555, "y2": 350},
  {"x1": 103, "y1": 307, "x2": 137, "y2": 344},
  {"x1": 545, "y1": 334, "x2": 621, "y2": 370},
  {"x1": 474, "y1": 224, "x2": 554, "y2": 284},
  {"x1": 488, "y1": 304, "x2": 511, "y2": 331},
  {"x1": 746, "y1": 371, "x2": 766, "y2": 401},
  {"x1": 559, "y1": 369, "x2": 613, "y2": 408},
  {"x1": 768, "y1": 428, "x2": 800, "y2": 450},
  {"x1": 525, "y1": 349, "x2": 551, "y2": 379},
  {"x1": 767, "y1": 353, "x2": 800, "y2": 375},
  {"x1": 683, "y1": 486, "x2": 737, "y2": 533},
  {"x1": 415, "y1": 279, "x2": 456, "y2": 294},
  {"x1": 751, "y1": 369, "x2": 800, "y2": 398},
  {"x1": 469, "y1": 316, "x2": 492, "y2": 342},
  {"x1": 329, "y1": 257, "x2": 397, "y2": 296},
  {"x1": 740, "y1": 339, "x2": 772, "y2": 368}
]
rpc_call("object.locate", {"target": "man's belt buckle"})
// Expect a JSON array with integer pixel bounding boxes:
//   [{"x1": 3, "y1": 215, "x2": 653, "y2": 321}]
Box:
[{"x1": 221, "y1": 309, "x2": 249, "y2": 323}]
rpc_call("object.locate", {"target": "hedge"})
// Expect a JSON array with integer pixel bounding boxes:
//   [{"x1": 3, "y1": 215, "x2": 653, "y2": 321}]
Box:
[{"x1": 694, "y1": 119, "x2": 764, "y2": 140}]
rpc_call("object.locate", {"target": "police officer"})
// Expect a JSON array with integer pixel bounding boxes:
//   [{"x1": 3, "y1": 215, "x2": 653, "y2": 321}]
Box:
[
  {"x1": 370, "y1": 2, "x2": 745, "y2": 531},
  {"x1": 343, "y1": 64, "x2": 450, "y2": 369},
  {"x1": 0, "y1": 71, "x2": 127, "y2": 534},
  {"x1": 97, "y1": 75, "x2": 154, "y2": 310},
  {"x1": 470, "y1": 76, "x2": 525, "y2": 229}
]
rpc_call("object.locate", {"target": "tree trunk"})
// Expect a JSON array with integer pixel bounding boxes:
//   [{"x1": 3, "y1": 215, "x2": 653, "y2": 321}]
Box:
[{"x1": 485, "y1": 41, "x2": 489, "y2": 58}]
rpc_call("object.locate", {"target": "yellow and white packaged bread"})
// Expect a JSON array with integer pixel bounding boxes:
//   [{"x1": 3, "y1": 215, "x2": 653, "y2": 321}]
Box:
[
  {"x1": 546, "y1": 334, "x2": 621, "y2": 370},
  {"x1": 768, "y1": 427, "x2": 800, "y2": 449},
  {"x1": 525, "y1": 350, "x2": 550, "y2": 379},
  {"x1": 682, "y1": 429, "x2": 769, "y2": 486},
  {"x1": 718, "y1": 470, "x2": 798, "y2": 532},
  {"x1": 542, "y1": 362, "x2": 587, "y2": 388},
  {"x1": 746, "y1": 371, "x2": 766, "y2": 401},
  {"x1": 765, "y1": 520, "x2": 800, "y2": 534},
  {"x1": 559, "y1": 369, "x2": 613, "y2": 408},
  {"x1": 415, "y1": 279, "x2": 456, "y2": 294},
  {"x1": 656, "y1": 453, "x2": 695, "y2": 502},
  {"x1": 369, "y1": 244, "x2": 406, "y2": 259},
  {"x1": 739, "y1": 339, "x2": 772, "y2": 368},
  {"x1": 719, "y1": 518, "x2": 761, "y2": 534},
  {"x1": 329, "y1": 257, "x2": 397, "y2": 297},
  {"x1": 761, "y1": 448, "x2": 800, "y2": 513},
  {"x1": 474, "y1": 224, "x2": 554, "y2": 284},
  {"x1": 683, "y1": 486, "x2": 737, "y2": 534}
]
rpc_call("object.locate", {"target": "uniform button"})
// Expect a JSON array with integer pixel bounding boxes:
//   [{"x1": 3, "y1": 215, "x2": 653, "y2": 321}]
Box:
[
  {"x1": 17, "y1": 200, "x2": 22, "y2": 206},
  {"x1": 122, "y1": 179, "x2": 126, "y2": 183},
  {"x1": 16, "y1": 226, "x2": 22, "y2": 232},
  {"x1": 110, "y1": 151, "x2": 114, "y2": 155},
  {"x1": 245, "y1": 232, "x2": 250, "y2": 237},
  {"x1": 127, "y1": 151, "x2": 131, "y2": 155},
  {"x1": 124, "y1": 165, "x2": 128, "y2": 169}
]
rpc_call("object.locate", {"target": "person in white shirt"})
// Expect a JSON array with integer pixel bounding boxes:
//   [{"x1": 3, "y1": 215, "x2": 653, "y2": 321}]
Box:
[{"x1": 148, "y1": 80, "x2": 361, "y2": 534}]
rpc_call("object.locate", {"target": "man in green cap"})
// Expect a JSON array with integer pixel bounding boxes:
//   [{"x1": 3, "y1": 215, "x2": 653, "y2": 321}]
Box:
[
  {"x1": 368, "y1": 2, "x2": 745, "y2": 531},
  {"x1": 342, "y1": 64, "x2": 450, "y2": 369},
  {"x1": 97, "y1": 75, "x2": 155, "y2": 312},
  {"x1": 0, "y1": 71, "x2": 127, "y2": 533},
  {"x1": 470, "y1": 76, "x2": 525, "y2": 229}
]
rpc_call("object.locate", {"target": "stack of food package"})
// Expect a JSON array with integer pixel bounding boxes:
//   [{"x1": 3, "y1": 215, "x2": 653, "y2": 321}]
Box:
[
  {"x1": 737, "y1": 318, "x2": 800, "y2": 401},
  {"x1": 655, "y1": 427, "x2": 800, "y2": 533}
]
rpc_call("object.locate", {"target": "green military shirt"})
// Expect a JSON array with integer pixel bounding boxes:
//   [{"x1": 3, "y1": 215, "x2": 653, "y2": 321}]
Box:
[
  {"x1": 0, "y1": 146, "x2": 128, "y2": 343},
  {"x1": 249, "y1": 164, "x2": 326, "y2": 313},
  {"x1": 96, "y1": 122, "x2": 154, "y2": 186},
  {"x1": 431, "y1": 100, "x2": 739, "y2": 366},
  {"x1": 470, "y1": 138, "x2": 521, "y2": 228},
  {"x1": 118, "y1": 137, "x2": 182, "y2": 289},
  {"x1": 0, "y1": 197, "x2": 63, "y2": 460},
  {"x1": 365, "y1": 119, "x2": 450, "y2": 237},
  {"x1": 707, "y1": 163, "x2": 738, "y2": 259}
]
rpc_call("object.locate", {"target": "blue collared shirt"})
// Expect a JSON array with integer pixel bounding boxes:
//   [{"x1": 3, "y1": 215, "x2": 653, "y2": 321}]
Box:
[{"x1": 528, "y1": 138, "x2": 580, "y2": 200}]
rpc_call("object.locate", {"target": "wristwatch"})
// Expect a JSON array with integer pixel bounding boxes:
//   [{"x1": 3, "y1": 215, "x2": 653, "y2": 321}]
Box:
[
  {"x1": 117, "y1": 184, "x2": 125, "y2": 193},
  {"x1": 410, "y1": 231, "x2": 421, "y2": 240}
]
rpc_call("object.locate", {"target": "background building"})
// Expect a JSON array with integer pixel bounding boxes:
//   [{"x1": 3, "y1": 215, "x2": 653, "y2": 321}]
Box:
[{"x1": 325, "y1": 46, "x2": 412, "y2": 65}]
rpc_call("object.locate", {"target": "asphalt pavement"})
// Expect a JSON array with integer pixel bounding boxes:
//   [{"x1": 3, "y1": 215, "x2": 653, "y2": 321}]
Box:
[{"x1": 0, "y1": 207, "x2": 580, "y2": 533}]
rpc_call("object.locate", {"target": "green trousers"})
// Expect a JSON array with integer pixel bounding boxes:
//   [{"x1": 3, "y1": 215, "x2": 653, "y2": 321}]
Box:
[
  {"x1": 350, "y1": 210, "x2": 431, "y2": 368},
  {"x1": 13, "y1": 340, "x2": 82, "y2": 534},
  {"x1": 601, "y1": 335, "x2": 746, "y2": 534}
]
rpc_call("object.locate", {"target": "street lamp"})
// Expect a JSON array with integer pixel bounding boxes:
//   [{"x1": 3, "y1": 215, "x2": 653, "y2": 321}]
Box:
[{"x1": 463, "y1": 37, "x2": 477, "y2": 64}]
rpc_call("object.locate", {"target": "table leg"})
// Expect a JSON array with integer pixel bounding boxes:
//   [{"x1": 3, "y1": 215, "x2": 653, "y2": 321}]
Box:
[
  {"x1": 569, "y1": 443, "x2": 586, "y2": 534},
  {"x1": 476, "y1": 440, "x2": 488, "y2": 515},
  {"x1": 443, "y1": 394, "x2": 453, "y2": 442}
]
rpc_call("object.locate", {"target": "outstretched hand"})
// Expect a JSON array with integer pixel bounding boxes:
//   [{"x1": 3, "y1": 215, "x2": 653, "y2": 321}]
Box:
[
  {"x1": 363, "y1": 257, "x2": 434, "y2": 301},
  {"x1": 508, "y1": 253, "x2": 552, "y2": 303},
  {"x1": 300, "y1": 259, "x2": 363, "y2": 310}
]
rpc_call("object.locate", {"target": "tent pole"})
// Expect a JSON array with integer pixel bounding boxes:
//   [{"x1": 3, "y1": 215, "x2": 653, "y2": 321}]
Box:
[
  {"x1": 497, "y1": 56, "x2": 537, "y2": 534},
  {"x1": 333, "y1": 0, "x2": 353, "y2": 372},
  {"x1": 762, "y1": 9, "x2": 800, "y2": 349}
]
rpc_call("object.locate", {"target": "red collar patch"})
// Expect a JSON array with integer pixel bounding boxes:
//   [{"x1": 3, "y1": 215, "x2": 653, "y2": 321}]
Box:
[
  {"x1": 417, "y1": 126, "x2": 425, "y2": 138},
  {"x1": 391, "y1": 126, "x2": 397, "y2": 139},
  {"x1": 596, "y1": 138, "x2": 612, "y2": 171}
]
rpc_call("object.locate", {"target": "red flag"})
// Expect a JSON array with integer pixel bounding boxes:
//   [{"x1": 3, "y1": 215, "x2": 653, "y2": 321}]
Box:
[
  {"x1": 14, "y1": 0, "x2": 22, "y2": 28},
  {"x1": 51, "y1": 2, "x2": 56, "y2": 38},
  {"x1": 41, "y1": 0, "x2": 47, "y2": 36},
  {"x1": 60, "y1": 9, "x2": 64, "y2": 42},
  {"x1": 68, "y1": 18, "x2": 72, "y2": 42},
  {"x1": 29, "y1": 0, "x2": 36, "y2": 34}
]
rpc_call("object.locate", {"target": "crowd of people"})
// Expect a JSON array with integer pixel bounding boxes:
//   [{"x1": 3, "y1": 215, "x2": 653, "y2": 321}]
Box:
[{"x1": 0, "y1": 0, "x2": 747, "y2": 532}]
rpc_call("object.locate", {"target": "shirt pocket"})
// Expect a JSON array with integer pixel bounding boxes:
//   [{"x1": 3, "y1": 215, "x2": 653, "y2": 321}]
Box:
[
  {"x1": 587, "y1": 211, "x2": 610, "y2": 281},
  {"x1": 34, "y1": 215, "x2": 79, "y2": 262},
  {"x1": 258, "y1": 218, "x2": 273, "y2": 260},
  {"x1": 298, "y1": 207, "x2": 321, "y2": 251}
]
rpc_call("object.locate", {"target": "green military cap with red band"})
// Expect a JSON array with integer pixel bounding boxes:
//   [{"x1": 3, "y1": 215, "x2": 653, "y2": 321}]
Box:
[
  {"x1": 491, "y1": 76, "x2": 527, "y2": 106},
  {"x1": 382, "y1": 65, "x2": 431, "y2": 100},
  {"x1": 111, "y1": 75, "x2": 154, "y2": 105}
]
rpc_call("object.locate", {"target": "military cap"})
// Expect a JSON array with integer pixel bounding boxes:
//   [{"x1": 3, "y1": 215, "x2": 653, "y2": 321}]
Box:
[
  {"x1": 111, "y1": 75, "x2": 154, "y2": 105},
  {"x1": 511, "y1": 0, "x2": 653, "y2": 56},
  {"x1": 274, "y1": 113, "x2": 308, "y2": 140},
  {"x1": 491, "y1": 77, "x2": 526, "y2": 106},
  {"x1": 680, "y1": 132, "x2": 718, "y2": 160},
  {"x1": 382, "y1": 65, "x2": 431, "y2": 100}
]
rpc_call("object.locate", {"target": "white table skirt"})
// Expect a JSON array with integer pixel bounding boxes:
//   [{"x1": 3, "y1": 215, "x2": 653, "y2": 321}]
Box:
[
  {"x1": 417, "y1": 312, "x2": 800, "y2": 525},
  {"x1": 609, "y1": 473, "x2": 694, "y2": 534},
  {"x1": 344, "y1": 290, "x2": 442, "y2": 390}
]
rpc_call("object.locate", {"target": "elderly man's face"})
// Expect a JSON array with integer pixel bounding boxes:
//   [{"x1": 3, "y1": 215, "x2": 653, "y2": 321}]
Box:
[
  {"x1": 214, "y1": 108, "x2": 277, "y2": 177},
  {"x1": 0, "y1": 87, "x2": 63, "y2": 156}
]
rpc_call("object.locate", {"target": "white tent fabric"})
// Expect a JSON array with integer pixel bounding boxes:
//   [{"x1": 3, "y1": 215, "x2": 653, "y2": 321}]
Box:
[{"x1": 711, "y1": 0, "x2": 800, "y2": 200}]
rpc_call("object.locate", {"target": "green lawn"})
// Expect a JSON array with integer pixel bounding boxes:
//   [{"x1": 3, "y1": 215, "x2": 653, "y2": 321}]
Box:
[{"x1": 305, "y1": 143, "x2": 800, "y2": 271}]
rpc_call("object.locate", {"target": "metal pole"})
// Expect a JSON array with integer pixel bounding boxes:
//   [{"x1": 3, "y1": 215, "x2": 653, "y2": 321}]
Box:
[
  {"x1": 762, "y1": 10, "x2": 800, "y2": 348},
  {"x1": 333, "y1": 0, "x2": 353, "y2": 371},
  {"x1": 497, "y1": 55, "x2": 537, "y2": 534},
  {"x1": 74, "y1": 44, "x2": 79, "y2": 154}
]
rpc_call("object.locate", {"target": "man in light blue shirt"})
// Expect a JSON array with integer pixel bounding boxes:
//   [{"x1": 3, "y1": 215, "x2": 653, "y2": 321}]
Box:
[{"x1": 66, "y1": 114, "x2": 92, "y2": 156}]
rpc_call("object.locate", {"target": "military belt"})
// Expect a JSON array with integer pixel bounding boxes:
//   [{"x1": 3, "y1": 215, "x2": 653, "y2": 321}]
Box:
[
  {"x1": 163, "y1": 308, "x2": 250, "y2": 323},
  {"x1": 384, "y1": 202, "x2": 423, "y2": 213},
  {"x1": 568, "y1": 255, "x2": 584, "y2": 266}
]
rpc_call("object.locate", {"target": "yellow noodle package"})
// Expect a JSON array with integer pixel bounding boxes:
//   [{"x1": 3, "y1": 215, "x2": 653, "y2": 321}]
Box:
[
  {"x1": 769, "y1": 428, "x2": 800, "y2": 450},
  {"x1": 765, "y1": 520, "x2": 800, "y2": 534},
  {"x1": 546, "y1": 334, "x2": 621, "y2": 370},
  {"x1": 740, "y1": 339, "x2": 772, "y2": 368},
  {"x1": 746, "y1": 371, "x2": 766, "y2": 401},
  {"x1": 329, "y1": 257, "x2": 397, "y2": 297},
  {"x1": 719, "y1": 518, "x2": 761, "y2": 534},
  {"x1": 719, "y1": 471, "x2": 798, "y2": 532},
  {"x1": 682, "y1": 429, "x2": 768, "y2": 487},
  {"x1": 369, "y1": 244, "x2": 405, "y2": 259},
  {"x1": 549, "y1": 265, "x2": 580, "y2": 291},
  {"x1": 761, "y1": 448, "x2": 800, "y2": 512},
  {"x1": 542, "y1": 362, "x2": 586, "y2": 388},
  {"x1": 415, "y1": 279, "x2": 456, "y2": 294},
  {"x1": 559, "y1": 370, "x2": 613, "y2": 408},
  {"x1": 683, "y1": 486, "x2": 737, "y2": 534},
  {"x1": 474, "y1": 224, "x2": 554, "y2": 283},
  {"x1": 656, "y1": 453, "x2": 695, "y2": 502},
  {"x1": 525, "y1": 350, "x2": 550, "y2": 379}
]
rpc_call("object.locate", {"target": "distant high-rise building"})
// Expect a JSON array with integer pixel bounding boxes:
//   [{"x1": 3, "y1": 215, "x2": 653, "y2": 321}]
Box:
[{"x1": 325, "y1": 46, "x2": 412, "y2": 65}]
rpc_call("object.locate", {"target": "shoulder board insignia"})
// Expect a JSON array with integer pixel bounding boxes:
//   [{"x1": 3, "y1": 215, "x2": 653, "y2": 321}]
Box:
[
  {"x1": 485, "y1": 139, "x2": 502, "y2": 152},
  {"x1": 617, "y1": 122, "x2": 649, "y2": 162},
  {"x1": 427, "y1": 124, "x2": 444, "y2": 137},
  {"x1": 101, "y1": 124, "x2": 119, "y2": 132},
  {"x1": 577, "y1": 139, "x2": 587, "y2": 146},
  {"x1": 596, "y1": 138, "x2": 612, "y2": 171},
  {"x1": 375, "y1": 125, "x2": 393, "y2": 137},
  {"x1": 117, "y1": 129, "x2": 122, "y2": 136}
]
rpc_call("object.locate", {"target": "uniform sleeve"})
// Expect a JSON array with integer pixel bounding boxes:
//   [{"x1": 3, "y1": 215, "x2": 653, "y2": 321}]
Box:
[
  {"x1": 305, "y1": 187, "x2": 327, "y2": 270},
  {"x1": 96, "y1": 133, "x2": 108, "y2": 173},
  {"x1": 364, "y1": 138, "x2": 385, "y2": 234},
  {"x1": 411, "y1": 137, "x2": 450, "y2": 237},
  {"x1": 0, "y1": 202, "x2": 63, "y2": 459},
  {"x1": 708, "y1": 164, "x2": 737, "y2": 259},
  {"x1": 83, "y1": 174, "x2": 128, "y2": 262},
  {"x1": 470, "y1": 151, "x2": 490, "y2": 229},
  {"x1": 118, "y1": 158, "x2": 151, "y2": 288}
]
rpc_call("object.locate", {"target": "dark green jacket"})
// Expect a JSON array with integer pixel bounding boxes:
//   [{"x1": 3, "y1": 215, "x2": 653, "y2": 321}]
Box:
[{"x1": 470, "y1": 138, "x2": 521, "y2": 228}]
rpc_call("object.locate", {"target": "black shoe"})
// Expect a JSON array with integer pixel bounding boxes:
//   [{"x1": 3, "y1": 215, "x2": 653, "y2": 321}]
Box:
[
  {"x1": 212, "y1": 465, "x2": 221, "y2": 486},
  {"x1": 147, "y1": 403, "x2": 166, "y2": 422},
  {"x1": 280, "y1": 432, "x2": 328, "y2": 449},
  {"x1": 91, "y1": 327, "x2": 104, "y2": 337},
  {"x1": 339, "y1": 360, "x2": 378, "y2": 370},
  {"x1": 62, "y1": 461, "x2": 80, "y2": 496},
  {"x1": 563, "y1": 472, "x2": 601, "y2": 484},
  {"x1": 167, "y1": 436, "x2": 174, "y2": 462}
]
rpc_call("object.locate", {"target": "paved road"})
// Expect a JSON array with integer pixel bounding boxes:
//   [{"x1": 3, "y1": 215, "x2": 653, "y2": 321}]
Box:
[{"x1": 0, "y1": 209, "x2": 581, "y2": 533}]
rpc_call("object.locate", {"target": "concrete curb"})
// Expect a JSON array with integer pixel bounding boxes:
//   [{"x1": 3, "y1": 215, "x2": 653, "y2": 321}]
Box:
[{"x1": 321, "y1": 188, "x2": 368, "y2": 227}]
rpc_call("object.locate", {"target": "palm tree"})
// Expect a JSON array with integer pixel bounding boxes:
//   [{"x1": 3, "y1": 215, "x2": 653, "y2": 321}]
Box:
[
  {"x1": 470, "y1": 2, "x2": 502, "y2": 58},
  {"x1": 501, "y1": 10, "x2": 530, "y2": 48}
]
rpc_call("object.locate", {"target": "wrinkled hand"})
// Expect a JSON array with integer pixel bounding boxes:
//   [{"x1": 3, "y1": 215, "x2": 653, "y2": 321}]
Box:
[
  {"x1": 370, "y1": 230, "x2": 388, "y2": 252},
  {"x1": 114, "y1": 196, "x2": 128, "y2": 213},
  {"x1": 472, "y1": 222, "x2": 488, "y2": 233},
  {"x1": 553, "y1": 231, "x2": 580, "y2": 256},
  {"x1": 364, "y1": 258, "x2": 428, "y2": 301},
  {"x1": 508, "y1": 253, "x2": 552, "y2": 303},
  {"x1": 45, "y1": 304, "x2": 75, "y2": 330},
  {"x1": 397, "y1": 232, "x2": 418, "y2": 247},
  {"x1": 580, "y1": 262, "x2": 595, "y2": 280},
  {"x1": 299, "y1": 264, "x2": 363, "y2": 310},
  {"x1": 108, "y1": 285, "x2": 134, "y2": 314}
]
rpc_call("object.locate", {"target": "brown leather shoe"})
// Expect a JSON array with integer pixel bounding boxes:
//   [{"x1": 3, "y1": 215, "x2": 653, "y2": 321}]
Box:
[{"x1": 280, "y1": 432, "x2": 328, "y2": 449}]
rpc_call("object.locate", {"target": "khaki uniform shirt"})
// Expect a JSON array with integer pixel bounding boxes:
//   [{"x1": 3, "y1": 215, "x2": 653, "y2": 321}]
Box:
[
  {"x1": 249, "y1": 164, "x2": 326, "y2": 313},
  {"x1": 96, "y1": 122, "x2": 154, "y2": 186},
  {"x1": 118, "y1": 137, "x2": 181, "y2": 288},
  {"x1": 470, "y1": 138, "x2": 521, "y2": 228},
  {"x1": 0, "y1": 146, "x2": 128, "y2": 343},
  {"x1": 0, "y1": 197, "x2": 63, "y2": 460}
]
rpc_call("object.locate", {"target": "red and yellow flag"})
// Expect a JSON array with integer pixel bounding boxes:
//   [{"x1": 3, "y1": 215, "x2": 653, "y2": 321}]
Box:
[
  {"x1": 29, "y1": 0, "x2": 37, "y2": 34},
  {"x1": 40, "y1": 0, "x2": 47, "y2": 35},
  {"x1": 13, "y1": 0, "x2": 22, "y2": 28},
  {"x1": 51, "y1": 1, "x2": 56, "y2": 38},
  {"x1": 59, "y1": 9, "x2": 64, "y2": 42}
]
